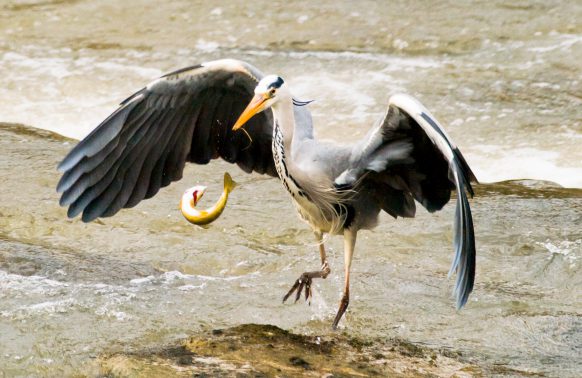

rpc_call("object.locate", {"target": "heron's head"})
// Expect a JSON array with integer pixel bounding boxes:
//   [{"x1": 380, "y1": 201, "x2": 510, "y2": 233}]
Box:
[
  {"x1": 232, "y1": 75, "x2": 285, "y2": 131},
  {"x1": 181, "y1": 185, "x2": 207, "y2": 207}
]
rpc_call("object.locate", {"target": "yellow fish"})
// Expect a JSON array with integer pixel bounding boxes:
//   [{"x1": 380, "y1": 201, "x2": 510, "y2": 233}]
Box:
[{"x1": 180, "y1": 172, "x2": 237, "y2": 226}]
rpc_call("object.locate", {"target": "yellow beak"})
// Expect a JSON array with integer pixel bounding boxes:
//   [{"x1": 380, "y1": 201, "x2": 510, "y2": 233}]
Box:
[{"x1": 232, "y1": 93, "x2": 268, "y2": 131}]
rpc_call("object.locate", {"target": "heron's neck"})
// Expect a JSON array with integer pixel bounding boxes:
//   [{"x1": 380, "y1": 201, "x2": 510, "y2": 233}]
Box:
[{"x1": 272, "y1": 96, "x2": 295, "y2": 153}]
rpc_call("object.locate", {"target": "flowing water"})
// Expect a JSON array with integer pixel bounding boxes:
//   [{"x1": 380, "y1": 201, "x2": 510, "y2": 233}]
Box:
[{"x1": 0, "y1": 0, "x2": 581, "y2": 376}]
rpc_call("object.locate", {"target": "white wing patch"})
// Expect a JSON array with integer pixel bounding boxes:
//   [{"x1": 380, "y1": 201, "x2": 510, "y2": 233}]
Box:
[
  {"x1": 145, "y1": 59, "x2": 260, "y2": 93},
  {"x1": 389, "y1": 94, "x2": 456, "y2": 162},
  {"x1": 202, "y1": 59, "x2": 259, "y2": 82},
  {"x1": 146, "y1": 77, "x2": 164, "y2": 91}
]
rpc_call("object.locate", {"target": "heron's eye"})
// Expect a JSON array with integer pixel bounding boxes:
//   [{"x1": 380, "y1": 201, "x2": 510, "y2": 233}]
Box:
[{"x1": 269, "y1": 88, "x2": 276, "y2": 96}]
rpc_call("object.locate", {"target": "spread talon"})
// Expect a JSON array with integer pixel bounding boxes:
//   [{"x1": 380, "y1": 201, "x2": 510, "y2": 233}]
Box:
[{"x1": 282, "y1": 264, "x2": 330, "y2": 305}]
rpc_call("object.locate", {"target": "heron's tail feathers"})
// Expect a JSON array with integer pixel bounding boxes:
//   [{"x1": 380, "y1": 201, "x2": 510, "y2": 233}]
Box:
[{"x1": 223, "y1": 172, "x2": 237, "y2": 193}]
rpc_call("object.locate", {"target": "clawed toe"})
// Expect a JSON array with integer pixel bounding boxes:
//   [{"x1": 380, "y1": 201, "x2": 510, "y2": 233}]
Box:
[
  {"x1": 283, "y1": 273, "x2": 312, "y2": 304},
  {"x1": 305, "y1": 279, "x2": 311, "y2": 301},
  {"x1": 282, "y1": 279, "x2": 299, "y2": 303},
  {"x1": 282, "y1": 263, "x2": 330, "y2": 306}
]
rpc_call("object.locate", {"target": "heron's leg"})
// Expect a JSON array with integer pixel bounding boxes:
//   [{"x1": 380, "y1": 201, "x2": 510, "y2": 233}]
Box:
[
  {"x1": 332, "y1": 228, "x2": 357, "y2": 330},
  {"x1": 315, "y1": 230, "x2": 331, "y2": 277},
  {"x1": 283, "y1": 231, "x2": 331, "y2": 304}
]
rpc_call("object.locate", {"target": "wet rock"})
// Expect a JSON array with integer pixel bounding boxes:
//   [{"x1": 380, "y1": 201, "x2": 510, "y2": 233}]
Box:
[
  {"x1": 288, "y1": 356, "x2": 311, "y2": 369},
  {"x1": 98, "y1": 323, "x2": 482, "y2": 377}
]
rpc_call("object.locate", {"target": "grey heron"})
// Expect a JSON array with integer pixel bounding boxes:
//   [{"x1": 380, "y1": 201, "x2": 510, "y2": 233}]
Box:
[{"x1": 57, "y1": 59, "x2": 477, "y2": 329}]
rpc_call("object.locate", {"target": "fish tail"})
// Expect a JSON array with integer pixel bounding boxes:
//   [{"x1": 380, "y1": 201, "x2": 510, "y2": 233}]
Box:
[{"x1": 224, "y1": 172, "x2": 237, "y2": 193}]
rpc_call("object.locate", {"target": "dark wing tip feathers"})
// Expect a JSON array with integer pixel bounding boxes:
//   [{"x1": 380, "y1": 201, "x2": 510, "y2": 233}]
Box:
[
  {"x1": 57, "y1": 98, "x2": 141, "y2": 174},
  {"x1": 452, "y1": 147, "x2": 478, "y2": 197},
  {"x1": 449, "y1": 159, "x2": 476, "y2": 310},
  {"x1": 392, "y1": 100, "x2": 476, "y2": 310},
  {"x1": 440, "y1": 124, "x2": 476, "y2": 309},
  {"x1": 418, "y1": 110, "x2": 478, "y2": 197},
  {"x1": 57, "y1": 60, "x2": 277, "y2": 222}
]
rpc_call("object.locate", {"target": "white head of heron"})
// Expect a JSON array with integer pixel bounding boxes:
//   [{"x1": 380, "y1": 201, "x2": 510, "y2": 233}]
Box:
[
  {"x1": 182, "y1": 185, "x2": 207, "y2": 207},
  {"x1": 232, "y1": 75, "x2": 285, "y2": 131},
  {"x1": 255, "y1": 75, "x2": 285, "y2": 95}
]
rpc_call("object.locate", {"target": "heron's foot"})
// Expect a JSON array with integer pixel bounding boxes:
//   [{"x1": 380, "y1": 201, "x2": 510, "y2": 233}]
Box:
[
  {"x1": 332, "y1": 289, "x2": 349, "y2": 330},
  {"x1": 282, "y1": 262, "x2": 330, "y2": 305}
]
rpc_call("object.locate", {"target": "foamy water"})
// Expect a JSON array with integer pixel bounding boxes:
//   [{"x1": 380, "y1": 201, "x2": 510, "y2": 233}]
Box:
[
  {"x1": 0, "y1": 269, "x2": 265, "y2": 321},
  {"x1": 1, "y1": 33, "x2": 580, "y2": 187}
]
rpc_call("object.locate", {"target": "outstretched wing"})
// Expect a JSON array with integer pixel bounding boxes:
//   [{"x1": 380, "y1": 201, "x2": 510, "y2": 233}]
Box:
[
  {"x1": 337, "y1": 94, "x2": 477, "y2": 309},
  {"x1": 57, "y1": 59, "x2": 277, "y2": 223}
]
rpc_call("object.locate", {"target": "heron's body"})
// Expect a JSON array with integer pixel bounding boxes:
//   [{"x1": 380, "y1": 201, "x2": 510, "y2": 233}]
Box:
[
  {"x1": 180, "y1": 172, "x2": 237, "y2": 226},
  {"x1": 57, "y1": 59, "x2": 478, "y2": 329},
  {"x1": 271, "y1": 101, "x2": 343, "y2": 234}
]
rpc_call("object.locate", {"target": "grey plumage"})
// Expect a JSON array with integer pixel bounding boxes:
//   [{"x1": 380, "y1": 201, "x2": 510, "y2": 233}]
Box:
[
  {"x1": 56, "y1": 59, "x2": 478, "y2": 328},
  {"x1": 57, "y1": 60, "x2": 279, "y2": 222}
]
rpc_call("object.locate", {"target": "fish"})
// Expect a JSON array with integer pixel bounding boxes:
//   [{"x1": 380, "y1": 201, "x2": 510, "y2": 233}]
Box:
[{"x1": 180, "y1": 172, "x2": 238, "y2": 226}]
